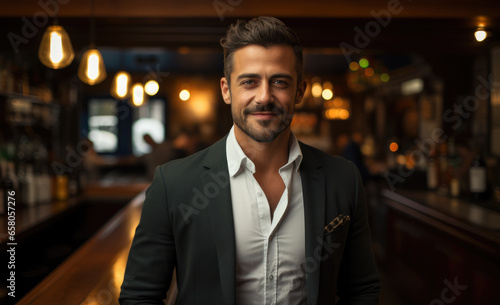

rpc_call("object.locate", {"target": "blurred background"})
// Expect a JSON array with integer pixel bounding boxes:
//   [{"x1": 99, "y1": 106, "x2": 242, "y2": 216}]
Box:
[{"x1": 0, "y1": 0, "x2": 500, "y2": 304}]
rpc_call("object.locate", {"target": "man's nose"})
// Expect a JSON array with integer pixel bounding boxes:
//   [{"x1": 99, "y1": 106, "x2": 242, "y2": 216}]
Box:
[{"x1": 255, "y1": 82, "x2": 272, "y2": 104}]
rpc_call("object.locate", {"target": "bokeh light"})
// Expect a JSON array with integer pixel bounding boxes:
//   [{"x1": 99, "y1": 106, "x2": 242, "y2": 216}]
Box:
[
  {"x1": 311, "y1": 82, "x2": 323, "y2": 98},
  {"x1": 359, "y1": 58, "x2": 369, "y2": 68},
  {"x1": 349, "y1": 61, "x2": 359, "y2": 71},
  {"x1": 179, "y1": 89, "x2": 190, "y2": 101},
  {"x1": 322, "y1": 89, "x2": 333, "y2": 100},
  {"x1": 144, "y1": 80, "x2": 159, "y2": 96},
  {"x1": 365, "y1": 67, "x2": 374, "y2": 77},
  {"x1": 390, "y1": 142, "x2": 399, "y2": 152}
]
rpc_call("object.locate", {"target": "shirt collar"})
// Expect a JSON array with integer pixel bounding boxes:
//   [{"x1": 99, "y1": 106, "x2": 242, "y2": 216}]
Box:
[{"x1": 226, "y1": 126, "x2": 303, "y2": 177}]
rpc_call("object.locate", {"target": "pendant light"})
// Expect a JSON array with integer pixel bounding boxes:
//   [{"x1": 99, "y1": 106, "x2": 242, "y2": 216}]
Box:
[
  {"x1": 78, "y1": 0, "x2": 107, "y2": 85},
  {"x1": 474, "y1": 28, "x2": 487, "y2": 42},
  {"x1": 110, "y1": 71, "x2": 131, "y2": 99},
  {"x1": 38, "y1": 19, "x2": 74, "y2": 69},
  {"x1": 78, "y1": 48, "x2": 107, "y2": 85},
  {"x1": 473, "y1": 16, "x2": 489, "y2": 43},
  {"x1": 131, "y1": 83, "x2": 146, "y2": 107}
]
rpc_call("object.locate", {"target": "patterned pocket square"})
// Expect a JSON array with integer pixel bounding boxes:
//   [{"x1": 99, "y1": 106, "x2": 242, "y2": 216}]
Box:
[{"x1": 324, "y1": 214, "x2": 351, "y2": 233}]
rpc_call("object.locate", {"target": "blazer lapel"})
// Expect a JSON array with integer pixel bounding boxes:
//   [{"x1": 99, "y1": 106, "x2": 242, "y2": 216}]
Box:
[
  {"x1": 201, "y1": 136, "x2": 236, "y2": 305},
  {"x1": 299, "y1": 143, "x2": 326, "y2": 305}
]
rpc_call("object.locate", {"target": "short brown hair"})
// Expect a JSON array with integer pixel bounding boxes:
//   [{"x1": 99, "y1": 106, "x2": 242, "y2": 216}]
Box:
[{"x1": 220, "y1": 16, "x2": 303, "y2": 86}]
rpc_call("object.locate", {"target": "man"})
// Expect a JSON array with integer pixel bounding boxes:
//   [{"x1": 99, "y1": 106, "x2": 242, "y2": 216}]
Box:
[{"x1": 119, "y1": 16, "x2": 380, "y2": 305}]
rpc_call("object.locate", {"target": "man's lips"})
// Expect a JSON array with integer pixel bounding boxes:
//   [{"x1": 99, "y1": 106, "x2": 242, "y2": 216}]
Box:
[{"x1": 249, "y1": 112, "x2": 277, "y2": 119}]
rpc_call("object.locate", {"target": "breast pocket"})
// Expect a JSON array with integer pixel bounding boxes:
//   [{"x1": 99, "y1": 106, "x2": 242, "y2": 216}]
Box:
[{"x1": 323, "y1": 221, "x2": 350, "y2": 256}]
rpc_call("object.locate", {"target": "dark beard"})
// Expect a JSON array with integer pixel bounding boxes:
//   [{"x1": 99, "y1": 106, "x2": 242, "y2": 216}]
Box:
[{"x1": 233, "y1": 103, "x2": 293, "y2": 143}]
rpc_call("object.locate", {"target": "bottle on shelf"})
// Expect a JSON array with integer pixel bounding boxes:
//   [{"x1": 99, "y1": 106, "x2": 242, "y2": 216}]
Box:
[
  {"x1": 15, "y1": 125, "x2": 33, "y2": 207},
  {"x1": 39, "y1": 164, "x2": 52, "y2": 203},
  {"x1": 437, "y1": 141, "x2": 449, "y2": 196},
  {"x1": 54, "y1": 174, "x2": 69, "y2": 201},
  {"x1": 23, "y1": 164, "x2": 37, "y2": 207},
  {"x1": 21, "y1": 65, "x2": 30, "y2": 96},
  {"x1": 5, "y1": 162, "x2": 19, "y2": 200},
  {"x1": 5, "y1": 62, "x2": 14, "y2": 93},
  {"x1": 0, "y1": 57, "x2": 10, "y2": 93},
  {"x1": 33, "y1": 137, "x2": 52, "y2": 204},
  {"x1": 447, "y1": 137, "x2": 461, "y2": 197},
  {"x1": 0, "y1": 133, "x2": 6, "y2": 214},
  {"x1": 0, "y1": 161, "x2": 5, "y2": 215},
  {"x1": 426, "y1": 146, "x2": 439, "y2": 190},
  {"x1": 469, "y1": 145, "x2": 489, "y2": 201}
]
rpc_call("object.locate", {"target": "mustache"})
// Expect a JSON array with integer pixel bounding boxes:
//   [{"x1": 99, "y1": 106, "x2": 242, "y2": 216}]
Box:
[{"x1": 243, "y1": 103, "x2": 283, "y2": 115}]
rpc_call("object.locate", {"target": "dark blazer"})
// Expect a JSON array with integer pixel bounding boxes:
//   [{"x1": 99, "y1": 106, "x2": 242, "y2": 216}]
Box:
[{"x1": 119, "y1": 136, "x2": 380, "y2": 305}]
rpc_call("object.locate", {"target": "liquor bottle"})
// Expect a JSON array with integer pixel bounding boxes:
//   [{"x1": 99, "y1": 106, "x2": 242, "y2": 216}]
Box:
[
  {"x1": 21, "y1": 65, "x2": 30, "y2": 96},
  {"x1": 0, "y1": 57, "x2": 9, "y2": 92},
  {"x1": 437, "y1": 142, "x2": 449, "y2": 196},
  {"x1": 0, "y1": 158, "x2": 5, "y2": 215},
  {"x1": 447, "y1": 138, "x2": 461, "y2": 197},
  {"x1": 54, "y1": 174, "x2": 69, "y2": 201},
  {"x1": 469, "y1": 146, "x2": 489, "y2": 200},
  {"x1": 15, "y1": 127, "x2": 30, "y2": 207},
  {"x1": 33, "y1": 140, "x2": 52, "y2": 204},
  {"x1": 68, "y1": 169, "x2": 79, "y2": 197},
  {"x1": 40, "y1": 164, "x2": 52, "y2": 203},
  {"x1": 23, "y1": 164, "x2": 37, "y2": 207},
  {"x1": 5, "y1": 62, "x2": 14, "y2": 93},
  {"x1": 5, "y1": 162, "x2": 19, "y2": 199},
  {"x1": 426, "y1": 147, "x2": 439, "y2": 190},
  {"x1": 0, "y1": 131, "x2": 6, "y2": 214}
]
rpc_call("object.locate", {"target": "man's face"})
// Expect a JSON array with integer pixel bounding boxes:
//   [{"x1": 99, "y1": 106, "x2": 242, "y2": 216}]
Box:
[{"x1": 220, "y1": 45, "x2": 306, "y2": 143}]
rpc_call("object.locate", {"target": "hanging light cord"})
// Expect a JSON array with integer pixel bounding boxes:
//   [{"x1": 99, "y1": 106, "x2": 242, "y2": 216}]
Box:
[{"x1": 90, "y1": 0, "x2": 96, "y2": 48}]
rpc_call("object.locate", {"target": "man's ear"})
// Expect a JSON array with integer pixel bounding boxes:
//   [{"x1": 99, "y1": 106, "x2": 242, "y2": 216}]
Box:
[
  {"x1": 295, "y1": 79, "x2": 307, "y2": 104},
  {"x1": 220, "y1": 77, "x2": 231, "y2": 105}
]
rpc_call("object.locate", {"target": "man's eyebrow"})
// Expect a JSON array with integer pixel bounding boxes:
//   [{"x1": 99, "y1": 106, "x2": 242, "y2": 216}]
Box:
[
  {"x1": 236, "y1": 73, "x2": 261, "y2": 81},
  {"x1": 236, "y1": 73, "x2": 294, "y2": 81},
  {"x1": 270, "y1": 73, "x2": 294, "y2": 81}
]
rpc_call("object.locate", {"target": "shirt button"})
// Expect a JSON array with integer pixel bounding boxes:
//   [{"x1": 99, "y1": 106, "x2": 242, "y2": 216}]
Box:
[{"x1": 269, "y1": 274, "x2": 273, "y2": 280}]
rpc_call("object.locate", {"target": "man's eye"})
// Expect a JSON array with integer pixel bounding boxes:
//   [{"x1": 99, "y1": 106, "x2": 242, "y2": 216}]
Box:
[
  {"x1": 273, "y1": 80, "x2": 288, "y2": 87},
  {"x1": 241, "y1": 80, "x2": 256, "y2": 85}
]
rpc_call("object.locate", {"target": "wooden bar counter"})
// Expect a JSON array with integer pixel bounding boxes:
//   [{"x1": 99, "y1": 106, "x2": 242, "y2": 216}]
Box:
[
  {"x1": 16, "y1": 191, "x2": 144, "y2": 305},
  {"x1": 379, "y1": 188, "x2": 500, "y2": 305},
  {"x1": 8, "y1": 181, "x2": 177, "y2": 305},
  {"x1": 0, "y1": 181, "x2": 164, "y2": 305}
]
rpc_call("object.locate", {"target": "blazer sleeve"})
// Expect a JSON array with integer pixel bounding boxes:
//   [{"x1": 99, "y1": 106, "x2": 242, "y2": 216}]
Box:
[
  {"x1": 336, "y1": 163, "x2": 380, "y2": 305},
  {"x1": 119, "y1": 166, "x2": 176, "y2": 305}
]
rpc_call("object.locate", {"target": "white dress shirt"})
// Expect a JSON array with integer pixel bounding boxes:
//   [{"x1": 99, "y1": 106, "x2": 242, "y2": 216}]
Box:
[{"x1": 226, "y1": 126, "x2": 307, "y2": 305}]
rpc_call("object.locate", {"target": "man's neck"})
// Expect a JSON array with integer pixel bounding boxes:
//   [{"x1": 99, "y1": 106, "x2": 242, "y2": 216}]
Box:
[{"x1": 233, "y1": 125, "x2": 291, "y2": 174}]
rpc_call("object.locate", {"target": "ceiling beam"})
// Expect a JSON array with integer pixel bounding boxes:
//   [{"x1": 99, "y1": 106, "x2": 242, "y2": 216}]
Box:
[{"x1": 1, "y1": 0, "x2": 500, "y2": 19}]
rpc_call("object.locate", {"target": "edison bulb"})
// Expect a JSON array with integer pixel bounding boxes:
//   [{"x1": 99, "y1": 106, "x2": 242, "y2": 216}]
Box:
[
  {"x1": 38, "y1": 25, "x2": 75, "y2": 69},
  {"x1": 475, "y1": 29, "x2": 487, "y2": 42},
  {"x1": 110, "y1": 71, "x2": 131, "y2": 99},
  {"x1": 78, "y1": 48, "x2": 107, "y2": 85},
  {"x1": 132, "y1": 83, "x2": 145, "y2": 106}
]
